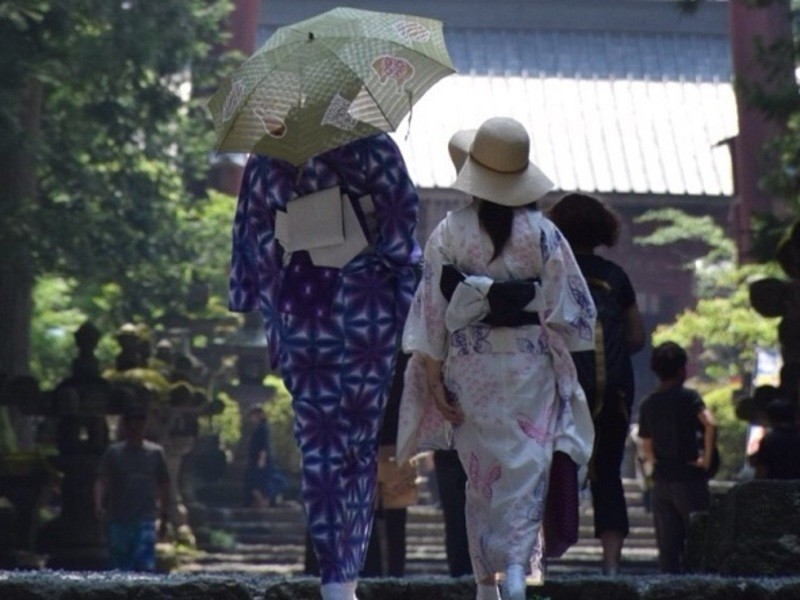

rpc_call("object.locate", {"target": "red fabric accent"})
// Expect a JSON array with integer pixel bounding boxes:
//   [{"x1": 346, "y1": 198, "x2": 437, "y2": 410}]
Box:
[{"x1": 543, "y1": 451, "x2": 579, "y2": 559}]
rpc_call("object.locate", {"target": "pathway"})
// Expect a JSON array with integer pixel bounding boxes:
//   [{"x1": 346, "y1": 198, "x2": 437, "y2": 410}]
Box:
[{"x1": 178, "y1": 478, "x2": 659, "y2": 576}]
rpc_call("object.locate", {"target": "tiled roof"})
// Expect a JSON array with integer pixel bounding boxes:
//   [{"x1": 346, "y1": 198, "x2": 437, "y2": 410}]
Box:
[{"x1": 389, "y1": 28, "x2": 737, "y2": 196}]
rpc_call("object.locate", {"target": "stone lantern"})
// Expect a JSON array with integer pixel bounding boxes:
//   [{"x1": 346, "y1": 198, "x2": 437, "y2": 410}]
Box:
[{"x1": 36, "y1": 321, "x2": 121, "y2": 570}]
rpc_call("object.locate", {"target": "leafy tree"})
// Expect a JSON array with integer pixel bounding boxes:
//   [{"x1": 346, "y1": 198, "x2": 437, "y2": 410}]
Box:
[
  {"x1": 636, "y1": 210, "x2": 781, "y2": 380},
  {"x1": 30, "y1": 188, "x2": 234, "y2": 388},
  {"x1": 0, "y1": 0, "x2": 238, "y2": 379}
]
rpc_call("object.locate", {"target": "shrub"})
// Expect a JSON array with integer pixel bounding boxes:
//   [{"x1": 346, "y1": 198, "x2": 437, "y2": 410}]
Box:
[{"x1": 702, "y1": 383, "x2": 748, "y2": 480}]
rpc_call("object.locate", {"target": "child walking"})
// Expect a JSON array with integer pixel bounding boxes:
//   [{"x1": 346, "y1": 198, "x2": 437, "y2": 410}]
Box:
[{"x1": 637, "y1": 341, "x2": 716, "y2": 573}]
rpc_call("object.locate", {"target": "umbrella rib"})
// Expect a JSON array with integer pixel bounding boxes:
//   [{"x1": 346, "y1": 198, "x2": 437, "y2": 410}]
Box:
[
  {"x1": 313, "y1": 37, "x2": 454, "y2": 131},
  {"x1": 217, "y1": 43, "x2": 306, "y2": 148}
]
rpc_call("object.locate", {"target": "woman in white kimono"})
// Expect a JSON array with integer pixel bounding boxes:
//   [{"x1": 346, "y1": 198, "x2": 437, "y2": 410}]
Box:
[{"x1": 402, "y1": 117, "x2": 596, "y2": 600}]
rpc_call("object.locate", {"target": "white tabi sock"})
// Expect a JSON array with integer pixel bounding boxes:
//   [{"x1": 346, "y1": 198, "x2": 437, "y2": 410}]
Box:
[
  {"x1": 476, "y1": 582, "x2": 500, "y2": 600},
  {"x1": 501, "y1": 563, "x2": 527, "y2": 600},
  {"x1": 320, "y1": 581, "x2": 357, "y2": 600}
]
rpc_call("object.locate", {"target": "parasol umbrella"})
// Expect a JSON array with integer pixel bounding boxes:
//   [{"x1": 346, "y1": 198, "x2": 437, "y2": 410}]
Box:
[{"x1": 207, "y1": 6, "x2": 455, "y2": 165}]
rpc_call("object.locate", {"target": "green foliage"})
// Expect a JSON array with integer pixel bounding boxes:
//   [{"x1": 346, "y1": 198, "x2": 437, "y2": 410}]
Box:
[
  {"x1": 4, "y1": 0, "x2": 241, "y2": 385},
  {"x1": 30, "y1": 276, "x2": 117, "y2": 388},
  {"x1": 0, "y1": 407, "x2": 17, "y2": 453},
  {"x1": 199, "y1": 390, "x2": 241, "y2": 448},
  {"x1": 0, "y1": 0, "x2": 237, "y2": 328},
  {"x1": 701, "y1": 383, "x2": 748, "y2": 480},
  {"x1": 636, "y1": 208, "x2": 737, "y2": 298},
  {"x1": 638, "y1": 210, "x2": 781, "y2": 380},
  {"x1": 636, "y1": 208, "x2": 737, "y2": 265},
  {"x1": 652, "y1": 263, "x2": 780, "y2": 380},
  {"x1": 206, "y1": 528, "x2": 236, "y2": 550},
  {"x1": 263, "y1": 375, "x2": 301, "y2": 476}
]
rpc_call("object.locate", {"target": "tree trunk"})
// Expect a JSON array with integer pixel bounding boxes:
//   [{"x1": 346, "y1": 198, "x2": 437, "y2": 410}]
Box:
[
  {"x1": 0, "y1": 267, "x2": 33, "y2": 378},
  {"x1": 0, "y1": 79, "x2": 40, "y2": 379},
  {"x1": 0, "y1": 79, "x2": 41, "y2": 448}
]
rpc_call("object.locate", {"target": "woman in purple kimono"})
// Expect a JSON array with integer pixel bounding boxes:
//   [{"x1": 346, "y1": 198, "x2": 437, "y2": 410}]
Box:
[{"x1": 228, "y1": 133, "x2": 420, "y2": 600}]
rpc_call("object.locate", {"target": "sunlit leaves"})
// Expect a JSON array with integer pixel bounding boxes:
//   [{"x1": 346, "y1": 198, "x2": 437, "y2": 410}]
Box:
[{"x1": 639, "y1": 209, "x2": 781, "y2": 379}]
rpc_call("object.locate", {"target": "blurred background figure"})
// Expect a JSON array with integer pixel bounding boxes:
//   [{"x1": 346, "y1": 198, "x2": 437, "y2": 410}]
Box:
[
  {"x1": 548, "y1": 193, "x2": 645, "y2": 575},
  {"x1": 93, "y1": 405, "x2": 170, "y2": 572},
  {"x1": 243, "y1": 406, "x2": 284, "y2": 508},
  {"x1": 750, "y1": 398, "x2": 800, "y2": 480},
  {"x1": 433, "y1": 449, "x2": 473, "y2": 578}
]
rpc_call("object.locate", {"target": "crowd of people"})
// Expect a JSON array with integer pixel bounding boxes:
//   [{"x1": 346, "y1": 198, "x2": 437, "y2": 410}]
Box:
[
  {"x1": 224, "y1": 107, "x2": 800, "y2": 600},
  {"x1": 88, "y1": 113, "x2": 798, "y2": 598}
]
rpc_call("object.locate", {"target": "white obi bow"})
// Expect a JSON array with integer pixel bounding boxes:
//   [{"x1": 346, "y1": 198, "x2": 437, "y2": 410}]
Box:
[
  {"x1": 275, "y1": 186, "x2": 375, "y2": 269},
  {"x1": 444, "y1": 273, "x2": 546, "y2": 333}
]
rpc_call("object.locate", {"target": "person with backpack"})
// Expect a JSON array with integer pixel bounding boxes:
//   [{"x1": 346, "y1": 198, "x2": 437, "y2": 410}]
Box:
[{"x1": 548, "y1": 193, "x2": 645, "y2": 575}]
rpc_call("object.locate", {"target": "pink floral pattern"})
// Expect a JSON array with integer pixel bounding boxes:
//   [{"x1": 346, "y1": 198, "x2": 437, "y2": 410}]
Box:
[{"x1": 398, "y1": 202, "x2": 596, "y2": 582}]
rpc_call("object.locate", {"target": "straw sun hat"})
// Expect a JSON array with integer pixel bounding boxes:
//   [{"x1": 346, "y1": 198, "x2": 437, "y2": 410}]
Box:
[{"x1": 449, "y1": 117, "x2": 554, "y2": 207}]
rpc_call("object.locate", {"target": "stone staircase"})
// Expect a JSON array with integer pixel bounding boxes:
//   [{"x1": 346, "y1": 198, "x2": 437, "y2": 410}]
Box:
[
  {"x1": 548, "y1": 480, "x2": 658, "y2": 575},
  {"x1": 178, "y1": 478, "x2": 659, "y2": 576}
]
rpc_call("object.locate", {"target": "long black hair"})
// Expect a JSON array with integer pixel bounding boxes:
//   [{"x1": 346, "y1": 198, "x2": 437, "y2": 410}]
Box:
[{"x1": 478, "y1": 199, "x2": 538, "y2": 261}]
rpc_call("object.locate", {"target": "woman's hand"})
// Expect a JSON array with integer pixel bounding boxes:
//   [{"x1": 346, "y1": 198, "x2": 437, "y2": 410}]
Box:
[
  {"x1": 429, "y1": 379, "x2": 464, "y2": 424},
  {"x1": 420, "y1": 353, "x2": 464, "y2": 424}
]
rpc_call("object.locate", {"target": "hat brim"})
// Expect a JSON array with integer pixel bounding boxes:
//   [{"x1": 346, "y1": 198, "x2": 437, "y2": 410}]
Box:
[
  {"x1": 449, "y1": 129, "x2": 554, "y2": 207},
  {"x1": 448, "y1": 129, "x2": 477, "y2": 172}
]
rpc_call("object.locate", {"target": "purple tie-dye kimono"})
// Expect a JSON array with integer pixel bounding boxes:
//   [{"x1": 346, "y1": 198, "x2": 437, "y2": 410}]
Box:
[{"x1": 228, "y1": 133, "x2": 420, "y2": 584}]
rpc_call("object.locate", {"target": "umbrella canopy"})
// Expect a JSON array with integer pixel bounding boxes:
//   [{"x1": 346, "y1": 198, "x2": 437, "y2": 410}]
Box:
[{"x1": 208, "y1": 7, "x2": 455, "y2": 165}]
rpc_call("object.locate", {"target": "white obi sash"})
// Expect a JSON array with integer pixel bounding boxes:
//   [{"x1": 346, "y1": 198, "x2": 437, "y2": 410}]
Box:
[{"x1": 275, "y1": 186, "x2": 375, "y2": 268}]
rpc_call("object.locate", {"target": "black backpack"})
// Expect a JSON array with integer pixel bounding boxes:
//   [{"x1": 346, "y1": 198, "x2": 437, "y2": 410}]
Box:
[{"x1": 573, "y1": 268, "x2": 634, "y2": 419}]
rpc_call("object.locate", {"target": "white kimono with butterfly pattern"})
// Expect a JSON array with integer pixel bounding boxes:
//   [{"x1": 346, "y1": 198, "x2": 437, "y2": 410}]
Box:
[{"x1": 401, "y1": 201, "x2": 596, "y2": 581}]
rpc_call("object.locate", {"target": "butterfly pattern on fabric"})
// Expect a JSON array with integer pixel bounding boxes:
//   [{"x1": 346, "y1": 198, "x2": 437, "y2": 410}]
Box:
[
  {"x1": 399, "y1": 203, "x2": 596, "y2": 583},
  {"x1": 568, "y1": 274, "x2": 596, "y2": 342},
  {"x1": 517, "y1": 410, "x2": 552, "y2": 446},
  {"x1": 469, "y1": 452, "x2": 502, "y2": 500}
]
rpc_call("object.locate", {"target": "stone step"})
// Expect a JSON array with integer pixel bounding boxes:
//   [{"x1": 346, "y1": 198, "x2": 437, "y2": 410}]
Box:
[
  {"x1": 219, "y1": 526, "x2": 656, "y2": 549},
  {"x1": 203, "y1": 503, "x2": 656, "y2": 525},
  {"x1": 202, "y1": 507, "x2": 656, "y2": 542},
  {"x1": 184, "y1": 478, "x2": 660, "y2": 575}
]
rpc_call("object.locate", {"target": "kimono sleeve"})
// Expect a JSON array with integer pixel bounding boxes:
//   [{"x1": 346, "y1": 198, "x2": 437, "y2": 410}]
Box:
[
  {"x1": 362, "y1": 135, "x2": 422, "y2": 319},
  {"x1": 229, "y1": 159, "x2": 261, "y2": 313},
  {"x1": 228, "y1": 155, "x2": 283, "y2": 370},
  {"x1": 402, "y1": 221, "x2": 449, "y2": 360},
  {"x1": 539, "y1": 219, "x2": 596, "y2": 352}
]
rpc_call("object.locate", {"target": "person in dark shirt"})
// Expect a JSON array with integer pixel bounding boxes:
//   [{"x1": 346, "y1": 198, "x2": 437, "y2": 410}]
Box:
[
  {"x1": 751, "y1": 398, "x2": 800, "y2": 480},
  {"x1": 637, "y1": 341, "x2": 716, "y2": 573},
  {"x1": 548, "y1": 193, "x2": 645, "y2": 575}
]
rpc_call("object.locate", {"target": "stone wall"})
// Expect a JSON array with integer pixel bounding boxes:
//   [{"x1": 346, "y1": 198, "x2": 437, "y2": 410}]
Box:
[
  {"x1": 2, "y1": 572, "x2": 800, "y2": 600},
  {"x1": 686, "y1": 480, "x2": 800, "y2": 576}
]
